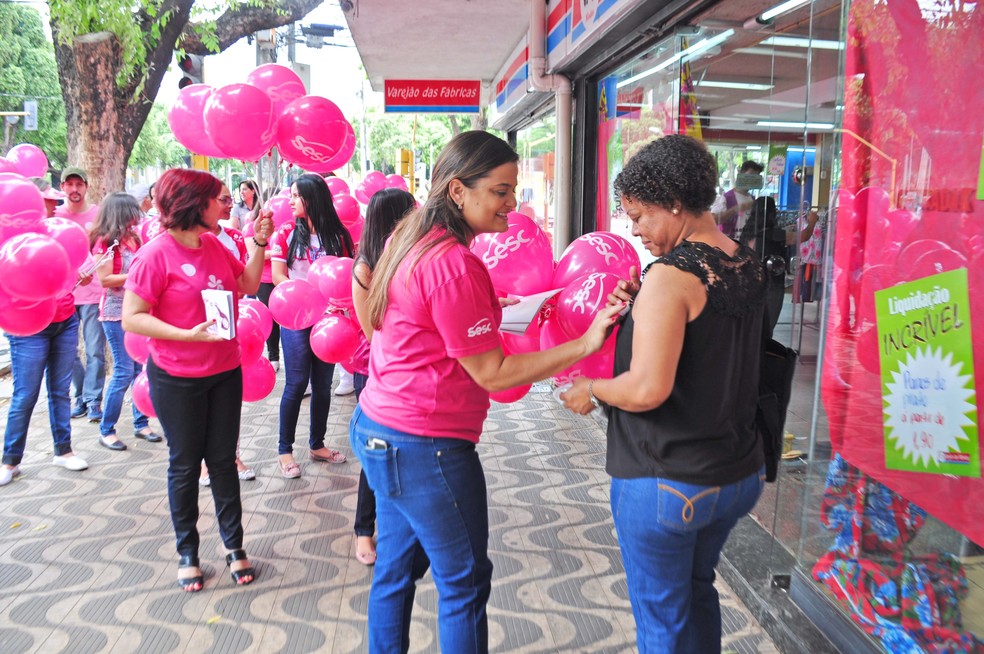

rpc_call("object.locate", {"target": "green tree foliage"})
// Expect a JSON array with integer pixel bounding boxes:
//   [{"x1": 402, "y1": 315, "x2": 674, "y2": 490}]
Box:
[
  {"x1": 0, "y1": 4, "x2": 67, "y2": 168},
  {"x1": 130, "y1": 103, "x2": 188, "y2": 169},
  {"x1": 352, "y1": 108, "x2": 455, "y2": 176}
]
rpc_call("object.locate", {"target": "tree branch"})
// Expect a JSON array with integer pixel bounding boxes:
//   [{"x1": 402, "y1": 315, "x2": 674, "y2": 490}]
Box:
[{"x1": 179, "y1": 0, "x2": 322, "y2": 54}]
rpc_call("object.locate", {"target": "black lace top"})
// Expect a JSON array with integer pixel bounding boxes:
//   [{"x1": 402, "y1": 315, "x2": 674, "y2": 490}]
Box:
[{"x1": 607, "y1": 240, "x2": 767, "y2": 485}]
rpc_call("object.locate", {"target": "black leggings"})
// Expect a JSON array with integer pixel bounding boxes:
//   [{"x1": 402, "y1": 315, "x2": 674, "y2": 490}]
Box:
[
  {"x1": 148, "y1": 359, "x2": 245, "y2": 559},
  {"x1": 255, "y1": 282, "x2": 281, "y2": 362}
]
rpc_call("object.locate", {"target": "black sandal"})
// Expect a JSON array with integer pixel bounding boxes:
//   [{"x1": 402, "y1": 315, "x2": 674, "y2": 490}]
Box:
[
  {"x1": 177, "y1": 555, "x2": 203, "y2": 592},
  {"x1": 225, "y1": 549, "x2": 256, "y2": 586}
]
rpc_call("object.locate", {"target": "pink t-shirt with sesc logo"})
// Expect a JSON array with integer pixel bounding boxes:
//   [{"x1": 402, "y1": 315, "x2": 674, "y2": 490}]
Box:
[
  {"x1": 125, "y1": 231, "x2": 244, "y2": 378},
  {"x1": 360, "y1": 231, "x2": 502, "y2": 442}
]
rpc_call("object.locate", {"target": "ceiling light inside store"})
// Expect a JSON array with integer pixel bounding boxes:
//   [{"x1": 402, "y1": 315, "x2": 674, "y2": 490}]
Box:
[
  {"x1": 742, "y1": 99, "x2": 806, "y2": 107},
  {"x1": 617, "y1": 30, "x2": 734, "y2": 88},
  {"x1": 697, "y1": 81, "x2": 773, "y2": 91},
  {"x1": 761, "y1": 36, "x2": 844, "y2": 50},
  {"x1": 735, "y1": 47, "x2": 808, "y2": 59},
  {"x1": 758, "y1": 0, "x2": 812, "y2": 23},
  {"x1": 757, "y1": 120, "x2": 834, "y2": 129}
]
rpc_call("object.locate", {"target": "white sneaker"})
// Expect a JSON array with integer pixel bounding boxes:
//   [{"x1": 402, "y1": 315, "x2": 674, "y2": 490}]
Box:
[
  {"x1": 271, "y1": 360, "x2": 280, "y2": 372},
  {"x1": 0, "y1": 465, "x2": 20, "y2": 486},
  {"x1": 303, "y1": 382, "x2": 312, "y2": 397},
  {"x1": 52, "y1": 455, "x2": 88, "y2": 471},
  {"x1": 334, "y1": 376, "x2": 355, "y2": 396}
]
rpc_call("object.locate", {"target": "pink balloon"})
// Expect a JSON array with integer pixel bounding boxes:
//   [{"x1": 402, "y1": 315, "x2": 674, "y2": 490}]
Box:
[
  {"x1": 238, "y1": 323, "x2": 265, "y2": 364},
  {"x1": 490, "y1": 383, "x2": 532, "y2": 403},
  {"x1": 346, "y1": 218, "x2": 364, "y2": 246},
  {"x1": 6, "y1": 144, "x2": 48, "y2": 178},
  {"x1": 553, "y1": 232, "x2": 641, "y2": 289},
  {"x1": 326, "y1": 177, "x2": 351, "y2": 197},
  {"x1": 0, "y1": 158, "x2": 17, "y2": 175},
  {"x1": 471, "y1": 212, "x2": 554, "y2": 296},
  {"x1": 132, "y1": 371, "x2": 156, "y2": 418},
  {"x1": 239, "y1": 298, "x2": 273, "y2": 339},
  {"x1": 0, "y1": 232, "x2": 72, "y2": 301},
  {"x1": 316, "y1": 121, "x2": 357, "y2": 172},
  {"x1": 167, "y1": 84, "x2": 227, "y2": 158},
  {"x1": 265, "y1": 196, "x2": 294, "y2": 229},
  {"x1": 501, "y1": 324, "x2": 541, "y2": 354},
  {"x1": 306, "y1": 255, "x2": 338, "y2": 300},
  {"x1": 43, "y1": 218, "x2": 89, "y2": 269},
  {"x1": 124, "y1": 331, "x2": 150, "y2": 364},
  {"x1": 0, "y1": 289, "x2": 56, "y2": 336},
  {"x1": 354, "y1": 182, "x2": 372, "y2": 205},
  {"x1": 269, "y1": 279, "x2": 328, "y2": 330},
  {"x1": 556, "y1": 272, "x2": 621, "y2": 340},
  {"x1": 385, "y1": 174, "x2": 409, "y2": 191},
  {"x1": 204, "y1": 83, "x2": 277, "y2": 162},
  {"x1": 245, "y1": 64, "x2": 306, "y2": 116},
  {"x1": 315, "y1": 257, "x2": 354, "y2": 309},
  {"x1": 310, "y1": 313, "x2": 360, "y2": 363},
  {"x1": 0, "y1": 176, "x2": 46, "y2": 246},
  {"x1": 363, "y1": 171, "x2": 387, "y2": 195},
  {"x1": 333, "y1": 194, "x2": 361, "y2": 227},
  {"x1": 277, "y1": 96, "x2": 348, "y2": 171},
  {"x1": 242, "y1": 357, "x2": 276, "y2": 402}
]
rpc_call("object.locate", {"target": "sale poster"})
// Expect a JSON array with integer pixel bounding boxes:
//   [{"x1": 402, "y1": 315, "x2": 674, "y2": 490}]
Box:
[{"x1": 875, "y1": 269, "x2": 979, "y2": 477}]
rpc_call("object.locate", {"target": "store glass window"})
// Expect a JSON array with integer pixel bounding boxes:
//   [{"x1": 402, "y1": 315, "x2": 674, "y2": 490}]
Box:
[{"x1": 515, "y1": 116, "x2": 557, "y2": 246}]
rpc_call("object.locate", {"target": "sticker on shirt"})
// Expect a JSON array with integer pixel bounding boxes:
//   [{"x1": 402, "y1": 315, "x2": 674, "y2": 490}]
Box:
[
  {"x1": 181, "y1": 263, "x2": 197, "y2": 277},
  {"x1": 207, "y1": 274, "x2": 225, "y2": 290},
  {"x1": 467, "y1": 318, "x2": 494, "y2": 338}
]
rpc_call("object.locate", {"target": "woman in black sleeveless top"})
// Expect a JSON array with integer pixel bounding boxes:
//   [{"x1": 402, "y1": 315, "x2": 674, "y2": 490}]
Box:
[{"x1": 561, "y1": 135, "x2": 767, "y2": 653}]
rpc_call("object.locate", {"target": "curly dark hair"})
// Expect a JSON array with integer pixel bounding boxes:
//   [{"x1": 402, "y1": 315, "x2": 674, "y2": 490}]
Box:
[{"x1": 613, "y1": 135, "x2": 718, "y2": 215}]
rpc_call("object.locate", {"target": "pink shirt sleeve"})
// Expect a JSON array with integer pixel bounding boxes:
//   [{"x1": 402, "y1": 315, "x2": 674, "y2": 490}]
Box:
[
  {"x1": 427, "y1": 269, "x2": 502, "y2": 359},
  {"x1": 270, "y1": 223, "x2": 292, "y2": 263}
]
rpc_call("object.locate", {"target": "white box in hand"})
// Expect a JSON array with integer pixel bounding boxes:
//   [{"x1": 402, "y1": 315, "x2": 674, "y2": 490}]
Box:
[{"x1": 201, "y1": 289, "x2": 236, "y2": 340}]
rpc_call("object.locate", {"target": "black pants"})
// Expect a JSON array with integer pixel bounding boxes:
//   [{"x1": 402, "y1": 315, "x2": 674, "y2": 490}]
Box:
[
  {"x1": 352, "y1": 372, "x2": 376, "y2": 537},
  {"x1": 255, "y1": 282, "x2": 281, "y2": 362},
  {"x1": 148, "y1": 359, "x2": 244, "y2": 559}
]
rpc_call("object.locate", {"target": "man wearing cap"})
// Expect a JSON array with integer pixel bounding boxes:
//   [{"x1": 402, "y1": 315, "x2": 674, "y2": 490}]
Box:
[{"x1": 56, "y1": 166, "x2": 106, "y2": 423}]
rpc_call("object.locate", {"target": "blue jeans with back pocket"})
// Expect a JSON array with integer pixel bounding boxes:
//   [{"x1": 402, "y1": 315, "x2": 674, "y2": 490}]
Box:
[
  {"x1": 610, "y1": 467, "x2": 765, "y2": 653},
  {"x1": 350, "y1": 405, "x2": 492, "y2": 654}
]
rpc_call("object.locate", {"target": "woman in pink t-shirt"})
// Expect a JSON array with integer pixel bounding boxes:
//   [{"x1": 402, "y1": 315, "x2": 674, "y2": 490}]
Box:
[
  {"x1": 271, "y1": 173, "x2": 353, "y2": 479},
  {"x1": 90, "y1": 192, "x2": 160, "y2": 451},
  {"x1": 351, "y1": 131, "x2": 622, "y2": 653},
  {"x1": 122, "y1": 168, "x2": 273, "y2": 593}
]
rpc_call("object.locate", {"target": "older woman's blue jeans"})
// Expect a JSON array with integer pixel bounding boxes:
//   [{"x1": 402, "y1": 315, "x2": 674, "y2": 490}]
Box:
[
  {"x1": 351, "y1": 405, "x2": 492, "y2": 654},
  {"x1": 99, "y1": 320, "x2": 148, "y2": 437},
  {"x1": 2, "y1": 315, "x2": 79, "y2": 466},
  {"x1": 279, "y1": 326, "x2": 334, "y2": 455},
  {"x1": 610, "y1": 467, "x2": 765, "y2": 653}
]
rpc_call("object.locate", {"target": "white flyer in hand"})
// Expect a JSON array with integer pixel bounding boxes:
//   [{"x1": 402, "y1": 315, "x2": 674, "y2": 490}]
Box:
[
  {"x1": 201, "y1": 289, "x2": 236, "y2": 340},
  {"x1": 499, "y1": 288, "x2": 563, "y2": 335}
]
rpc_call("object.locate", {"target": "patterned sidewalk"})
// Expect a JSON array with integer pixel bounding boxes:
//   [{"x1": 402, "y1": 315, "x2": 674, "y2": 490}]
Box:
[{"x1": 0, "y1": 369, "x2": 780, "y2": 653}]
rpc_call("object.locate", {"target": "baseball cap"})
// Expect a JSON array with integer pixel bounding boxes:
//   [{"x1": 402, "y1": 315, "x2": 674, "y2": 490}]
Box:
[{"x1": 62, "y1": 166, "x2": 88, "y2": 184}]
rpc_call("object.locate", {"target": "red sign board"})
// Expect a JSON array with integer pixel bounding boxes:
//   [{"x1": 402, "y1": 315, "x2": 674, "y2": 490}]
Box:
[{"x1": 384, "y1": 80, "x2": 481, "y2": 114}]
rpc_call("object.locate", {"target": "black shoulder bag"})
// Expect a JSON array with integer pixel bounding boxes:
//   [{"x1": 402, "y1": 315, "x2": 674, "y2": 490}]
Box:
[{"x1": 756, "y1": 337, "x2": 798, "y2": 482}]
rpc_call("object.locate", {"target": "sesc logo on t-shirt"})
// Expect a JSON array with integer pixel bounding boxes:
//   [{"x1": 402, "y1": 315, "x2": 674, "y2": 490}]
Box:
[{"x1": 467, "y1": 318, "x2": 494, "y2": 338}]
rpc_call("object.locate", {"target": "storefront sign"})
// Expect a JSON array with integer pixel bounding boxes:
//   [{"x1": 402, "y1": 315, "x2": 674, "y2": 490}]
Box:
[
  {"x1": 876, "y1": 269, "x2": 979, "y2": 477},
  {"x1": 384, "y1": 80, "x2": 480, "y2": 114}
]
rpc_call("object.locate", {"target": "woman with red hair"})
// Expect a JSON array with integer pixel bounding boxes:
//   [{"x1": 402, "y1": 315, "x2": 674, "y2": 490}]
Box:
[{"x1": 123, "y1": 168, "x2": 273, "y2": 592}]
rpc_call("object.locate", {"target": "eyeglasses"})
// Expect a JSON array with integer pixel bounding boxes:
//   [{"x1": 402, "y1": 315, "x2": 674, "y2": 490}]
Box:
[{"x1": 217, "y1": 196, "x2": 234, "y2": 206}]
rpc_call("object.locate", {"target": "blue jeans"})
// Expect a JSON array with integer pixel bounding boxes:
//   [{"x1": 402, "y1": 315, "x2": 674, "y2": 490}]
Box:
[
  {"x1": 351, "y1": 406, "x2": 492, "y2": 654},
  {"x1": 99, "y1": 320, "x2": 148, "y2": 436},
  {"x1": 147, "y1": 359, "x2": 244, "y2": 558},
  {"x1": 72, "y1": 303, "x2": 106, "y2": 407},
  {"x1": 610, "y1": 467, "x2": 766, "y2": 654},
  {"x1": 3, "y1": 315, "x2": 79, "y2": 466},
  {"x1": 352, "y1": 373, "x2": 376, "y2": 537},
  {"x1": 278, "y1": 327, "x2": 334, "y2": 455}
]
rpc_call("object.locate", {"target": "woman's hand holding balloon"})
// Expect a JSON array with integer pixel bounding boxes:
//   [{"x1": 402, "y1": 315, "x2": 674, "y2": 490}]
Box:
[
  {"x1": 579, "y1": 302, "x2": 625, "y2": 355},
  {"x1": 607, "y1": 265, "x2": 640, "y2": 306},
  {"x1": 253, "y1": 210, "x2": 274, "y2": 244}
]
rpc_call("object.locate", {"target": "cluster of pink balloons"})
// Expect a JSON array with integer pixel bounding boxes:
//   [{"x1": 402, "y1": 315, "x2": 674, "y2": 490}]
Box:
[
  {"x1": 238, "y1": 298, "x2": 277, "y2": 402},
  {"x1": 265, "y1": 255, "x2": 361, "y2": 364},
  {"x1": 167, "y1": 63, "x2": 355, "y2": 171},
  {"x1": 0, "y1": 151, "x2": 94, "y2": 336},
  {"x1": 354, "y1": 170, "x2": 408, "y2": 204},
  {"x1": 470, "y1": 217, "x2": 642, "y2": 401}
]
